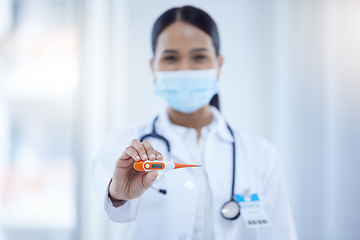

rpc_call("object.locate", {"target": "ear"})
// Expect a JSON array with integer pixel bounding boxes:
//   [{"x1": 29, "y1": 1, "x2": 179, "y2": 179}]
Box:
[
  {"x1": 216, "y1": 54, "x2": 224, "y2": 80},
  {"x1": 149, "y1": 58, "x2": 156, "y2": 84}
]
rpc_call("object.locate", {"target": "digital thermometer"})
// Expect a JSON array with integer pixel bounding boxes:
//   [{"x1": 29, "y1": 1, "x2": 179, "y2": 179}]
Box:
[{"x1": 134, "y1": 160, "x2": 201, "y2": 172}]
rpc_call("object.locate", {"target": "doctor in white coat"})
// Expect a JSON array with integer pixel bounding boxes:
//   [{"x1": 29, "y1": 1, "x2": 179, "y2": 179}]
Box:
[{"x1": 93, "y1": 5, "x2": 297, "y2": 240}]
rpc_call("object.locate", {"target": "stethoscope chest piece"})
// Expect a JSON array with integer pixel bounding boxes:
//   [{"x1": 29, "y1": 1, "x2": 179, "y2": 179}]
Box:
[{"x1": 221, "y1": 200, "x2": 241, "y2": 220}]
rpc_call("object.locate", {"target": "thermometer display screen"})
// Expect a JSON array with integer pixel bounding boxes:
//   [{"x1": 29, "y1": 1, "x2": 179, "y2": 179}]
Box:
[{"x1": 151, "y1": 164, "x2": 163, "y2": 169}]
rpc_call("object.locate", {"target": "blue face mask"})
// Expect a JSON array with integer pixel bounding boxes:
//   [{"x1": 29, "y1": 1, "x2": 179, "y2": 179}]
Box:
[{"x1": 155, "y1": 69, "x2": 218, "y2": 114}]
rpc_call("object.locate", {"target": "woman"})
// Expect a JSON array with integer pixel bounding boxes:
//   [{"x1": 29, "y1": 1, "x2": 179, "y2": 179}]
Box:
[{"x1": 93, "y1": 5, "x2": 297, "y2": 240}]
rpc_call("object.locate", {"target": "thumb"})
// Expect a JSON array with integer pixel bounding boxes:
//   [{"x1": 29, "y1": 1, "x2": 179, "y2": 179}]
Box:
[{"x1": 143, "y1": 171, "x2": 158, "y2": 189}]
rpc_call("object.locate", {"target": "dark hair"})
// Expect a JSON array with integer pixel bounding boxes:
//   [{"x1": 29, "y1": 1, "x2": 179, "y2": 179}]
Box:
[
  {"x1": 151, "y1": 5, "x2": 221, "y2": 110},
  {"x1": 152, "y1": 5, "x2": 220, "y2": 56}
]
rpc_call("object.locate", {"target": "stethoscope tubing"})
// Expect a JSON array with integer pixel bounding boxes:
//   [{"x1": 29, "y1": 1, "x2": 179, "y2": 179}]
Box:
[
  {"x1": 140, "y1": 116, "x2": 240, "y2": 220},
  {"x1": 226, "y1": 124, "x2": 236, "y2": 202}
]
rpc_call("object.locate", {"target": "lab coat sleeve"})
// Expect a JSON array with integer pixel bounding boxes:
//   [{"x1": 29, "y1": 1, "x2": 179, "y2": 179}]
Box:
[
  {"x1": 259, "y1": 143, "x2": 298, "y2": 240},
  {"x1": 92, "y1": 127, "x2": 142, "y2": 223}
]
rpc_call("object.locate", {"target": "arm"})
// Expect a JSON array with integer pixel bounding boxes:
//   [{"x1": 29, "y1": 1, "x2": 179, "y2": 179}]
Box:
[
  {"x1": 92, "y1": 156, "x2": 141, "y2": 223},
  {"x1": 92, "y1": 130, "x2": 163, "y2": 223}
]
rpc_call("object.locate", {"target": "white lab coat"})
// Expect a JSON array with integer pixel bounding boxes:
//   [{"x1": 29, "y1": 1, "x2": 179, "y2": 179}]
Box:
[{"x1": 92, "y1": 107, "x2": 297, "y2": 240}]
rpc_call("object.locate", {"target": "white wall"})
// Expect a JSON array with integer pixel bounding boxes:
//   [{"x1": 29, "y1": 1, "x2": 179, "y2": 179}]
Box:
[{"x1": 272, "y1": 1, "x2": 360, "y2": 239}]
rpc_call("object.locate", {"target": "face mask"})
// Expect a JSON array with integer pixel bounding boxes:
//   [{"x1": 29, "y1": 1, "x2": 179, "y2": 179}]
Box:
[{"x1": 154, "y1": 69, "x2": 218, "y2": 114}]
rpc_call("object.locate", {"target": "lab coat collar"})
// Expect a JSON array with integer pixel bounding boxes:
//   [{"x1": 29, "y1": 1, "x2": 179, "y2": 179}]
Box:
[
  {"x1": 154, "y1": 106, "x2": 234, "y2": 163},
  {"x1": 209, "y1": 106, "x2": 235, "y2": 143},
  {"x1": 155, "y1": 110, "x2": 192, "y2": 164}
]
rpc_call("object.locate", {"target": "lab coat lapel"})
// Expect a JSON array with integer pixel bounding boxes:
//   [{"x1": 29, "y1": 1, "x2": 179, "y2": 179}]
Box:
[
  {"x1": 233, "y1": 134, "x2": 254, "y2": 195},
  {"x1": 205, "y1": 120, "x2": 255, "y2": 239},
  {"x1": 205, "y1": 109, "x2": 253, "y2": 199}
]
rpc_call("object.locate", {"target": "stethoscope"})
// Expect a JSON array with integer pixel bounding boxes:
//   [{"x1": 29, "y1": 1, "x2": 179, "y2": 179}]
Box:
[{"x1": 140, "y1": 116, "x2": 241, "y2": 220}]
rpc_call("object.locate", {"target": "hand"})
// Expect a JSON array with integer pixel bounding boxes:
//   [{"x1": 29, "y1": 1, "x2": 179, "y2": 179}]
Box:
[{"x1": 109, "y1": 139, "x2": 163, "y2": 201}]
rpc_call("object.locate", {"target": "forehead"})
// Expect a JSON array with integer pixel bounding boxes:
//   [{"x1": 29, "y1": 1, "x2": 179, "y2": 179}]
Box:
[{"x1": 156, "y1": 21, "x2": 214, "y2": 51}]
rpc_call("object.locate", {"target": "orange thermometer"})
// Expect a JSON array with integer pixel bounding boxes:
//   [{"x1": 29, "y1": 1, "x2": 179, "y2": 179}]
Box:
[{"x1": 134, "y1": 160, "x2": 201, "y2": 172}]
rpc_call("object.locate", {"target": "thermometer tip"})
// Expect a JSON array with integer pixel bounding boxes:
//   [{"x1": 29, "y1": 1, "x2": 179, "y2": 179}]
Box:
[{"x1": 196, "y1": 165, "x2": 202, "y2": 167}]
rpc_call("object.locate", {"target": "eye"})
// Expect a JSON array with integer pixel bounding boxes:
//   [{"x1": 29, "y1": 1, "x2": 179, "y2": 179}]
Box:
[
  {"x1": 162, "y1": 55, "x2": 178, "y2": 62},
  {"x1": 193, "y1": 54, "x2": 208, "y2": 61}
]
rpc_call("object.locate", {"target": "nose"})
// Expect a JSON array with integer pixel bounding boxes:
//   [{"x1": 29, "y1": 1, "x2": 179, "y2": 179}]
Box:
[{"x1": 177, "y1": 59, "x2": 191, "y2": 71}]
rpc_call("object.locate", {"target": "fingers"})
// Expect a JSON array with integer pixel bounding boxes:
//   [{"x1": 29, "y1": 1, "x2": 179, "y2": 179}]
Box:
[
  {"x1": 116, "y1": 146, "x2": 140, "y2": 168},
  {"x1": 141, "y1": 140, "x2": 157, "y2": 160},
  {"x1": 130, "y1": 139, "x2": 163, "y2": 161},
  {"x1": 154, "y1": 150, "x2": 163, "y2": 160},
  {"x1": 117, "y1": 139, "x2": 164, "y2": 170},
  {"x1": 121, "y1": 146, "x2": 140, "y2": 161},
  {"x1": 112, "y1": 138, "x2": 164, "y2": 200},
  {"x1": 142, "y1": 171, "x2": 158, "y2": 189},
  {"x1": 131, "y1": 139, "x2": 149, "y2": 160}
]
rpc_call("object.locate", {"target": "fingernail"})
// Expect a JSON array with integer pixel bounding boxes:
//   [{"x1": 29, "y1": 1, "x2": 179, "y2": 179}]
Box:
[
  {"x1": 136, "y1": 156, "x2": 141, "y2": 161},
  {"x1": 142, "y1": 154, "x2": 148, "y2": 160},
  {"x1": 152, "y1": 176, "x2": 157, "y2": 181},
  {"x1": 150, "y1": 154, "x2": 156, "y2": 159},
  {"x1": 158, "y1": 154, "x2": 163, "y2": 159}
]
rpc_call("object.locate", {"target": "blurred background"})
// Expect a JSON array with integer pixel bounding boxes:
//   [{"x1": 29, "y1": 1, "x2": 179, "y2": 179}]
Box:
[{"x1": 0, "y1": 0, "x2": 359, "y2": 240}]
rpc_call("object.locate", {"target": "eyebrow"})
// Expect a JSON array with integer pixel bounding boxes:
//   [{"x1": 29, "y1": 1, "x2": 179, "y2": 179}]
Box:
[
  {"x1": 162, "y1": 49, "x2": 178, "y2": 54},
  {"x1": 190, "y1": 48, "x2": 209, "y2": 53},
  {"x1": 161, "y1": 48, "x2": 209, "y2": 54}
]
